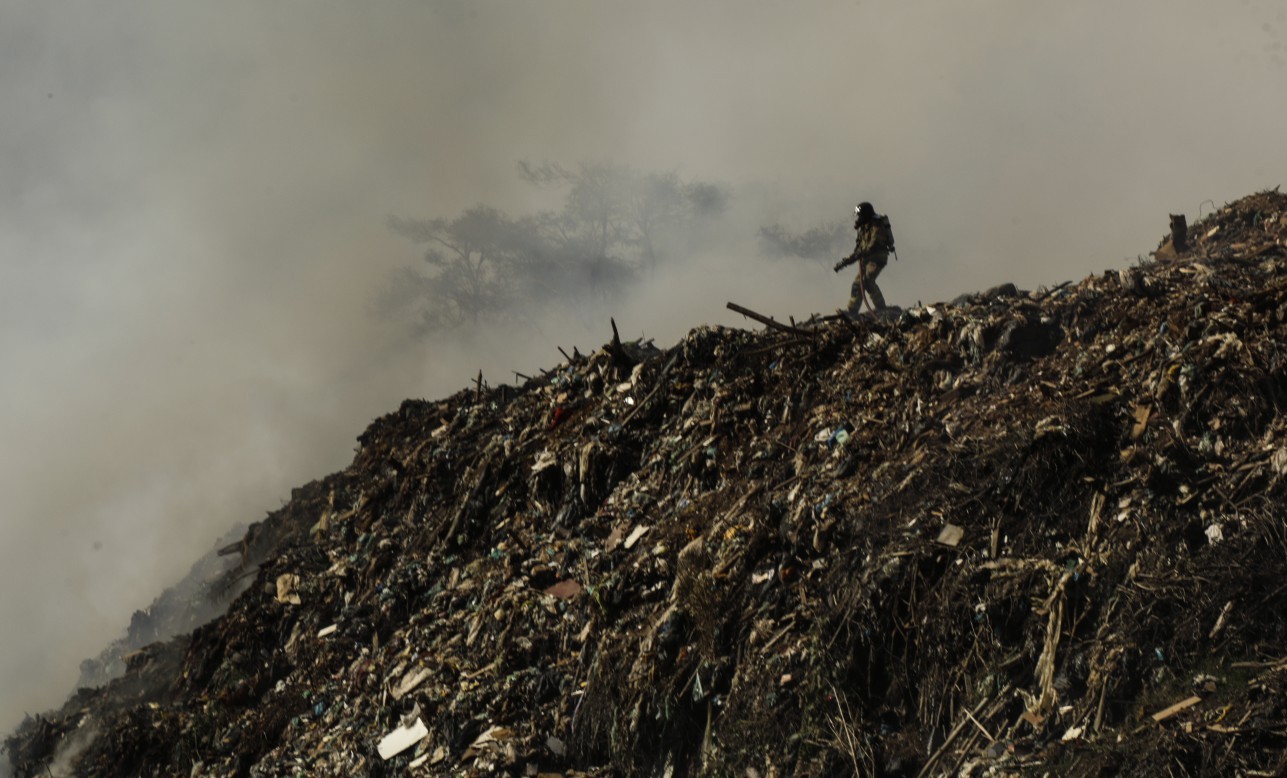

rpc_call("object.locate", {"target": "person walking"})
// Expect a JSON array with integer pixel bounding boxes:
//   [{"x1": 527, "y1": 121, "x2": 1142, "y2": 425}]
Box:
[{"x1": 834, "y1": 201, "x2": 896, "y2": 314}]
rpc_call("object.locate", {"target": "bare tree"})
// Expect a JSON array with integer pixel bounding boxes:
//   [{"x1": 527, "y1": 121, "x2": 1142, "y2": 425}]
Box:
[
  {"x1": 380, "y1": 162, "x2": 728, "y2": 333},
  {"x1": 757, "y1": 219, "x2": 850, "y2": 264},
  {"x1": 386, "y1": 204, "x2": 523, "y2": 327},
  {"x1": 627, "y1": 171, "x2": 684, "y2": 272},
  {"x1": 519, "y1": 160, "x2": 726, "y2": 272}
]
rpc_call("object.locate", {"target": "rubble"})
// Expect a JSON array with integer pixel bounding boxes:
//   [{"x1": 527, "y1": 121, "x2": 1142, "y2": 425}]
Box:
[{"x1": 7, "y1": 189, "x2": 1287, "y2": 776}]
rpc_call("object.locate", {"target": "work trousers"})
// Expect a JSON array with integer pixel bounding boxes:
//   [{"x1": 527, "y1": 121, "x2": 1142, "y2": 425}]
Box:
[{"x1": 847, "y1": 251, "x2": 888, "y2": 315}]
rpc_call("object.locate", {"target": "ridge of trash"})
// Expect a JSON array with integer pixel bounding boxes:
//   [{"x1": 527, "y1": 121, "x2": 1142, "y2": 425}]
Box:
[{"x1": 7, "y1": 188, "x2": 1287, "y2": 777}]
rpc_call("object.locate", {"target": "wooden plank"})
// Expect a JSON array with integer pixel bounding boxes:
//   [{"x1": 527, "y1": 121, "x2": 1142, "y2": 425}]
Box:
[
  {"x1": 1151, "y1": 695, "x2": 1201, "y2": 722},
  {"x1": 726, "y1": 302, "x2": 813, "y2": 336}
]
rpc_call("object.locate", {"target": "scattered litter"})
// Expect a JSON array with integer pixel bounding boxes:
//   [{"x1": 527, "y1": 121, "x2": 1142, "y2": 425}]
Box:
[
  {"x1": 543, "y1": 579, "x2": 583, "y2": 599},
  {"x1": 377, "y1": 716, "x2": 428, "y2": 760},
  {"x1": 623, "y1": 525, "x2": 650, "y2": 549},
  {"x1": 935, "y1": 524, "x2": 965, "y2": 547},
  {"x1": 13, "y1": 190, "x2": 1287, "y2": 778},
  {"x1": 391, "y1": 666, "x2": 432, "y2": 699},
  {"x1": 1151, "y1": 695, "x2": 1202, "y2": 723},
  {"x1": 274, "y1": 574, "x2": 301, "y2": 605}
]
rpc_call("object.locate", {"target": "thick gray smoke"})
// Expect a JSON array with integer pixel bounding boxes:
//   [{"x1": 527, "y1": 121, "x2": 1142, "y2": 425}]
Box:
[{"x1": 1, "y1": 0, "x2": 1283, "y2": 754}]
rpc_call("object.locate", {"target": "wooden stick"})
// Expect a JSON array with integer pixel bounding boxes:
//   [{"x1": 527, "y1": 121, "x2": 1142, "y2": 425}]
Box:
[
  {"x1": 726, "y1": 302, "x2": 813, "y2": 336},
  {"x1": 917, "y1": 693, "x2": 997, "y2": 777},
  {"x1": 964, "y1": 708, "x2": 996, "y2": 742},
  {"x1": 1151, "y1": 695, "x2": 1201, "y2": 722},
  {"x1": 608, "y1": 317, "x2": 635, "y2": 368}
]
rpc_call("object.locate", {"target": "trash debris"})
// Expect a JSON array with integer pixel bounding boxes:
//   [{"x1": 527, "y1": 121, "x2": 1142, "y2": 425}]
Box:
[
  {"x1": 274, "y1": 573, "x2": 301, "y2": 605},
  {"x1": 11, "y1": 190, "x2": 1287, "y2": 777},
  {"x1": 543, "y1": 579, "x2": 583, "y2": 599},
  {"x1": 1151, "y1": 695, "x2": 1202, "y2": 723},
  {"x1": 935, "y1": 524, "x2": 965, "y2": 547},
  {"x1": 390, "y1": 666, "x2": 432, "y2": 699},
  {"x1": 623, "y1": 524, "x2": 650, "y2": 549},
  {"x1": 377, "y1": 716, "x2": 429, "y2": 760}
]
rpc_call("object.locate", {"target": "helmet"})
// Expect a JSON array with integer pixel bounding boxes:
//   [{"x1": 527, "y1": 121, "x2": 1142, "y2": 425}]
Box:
[{"x1": 855, "y1": 201, "x2": 875, "y2": 226}]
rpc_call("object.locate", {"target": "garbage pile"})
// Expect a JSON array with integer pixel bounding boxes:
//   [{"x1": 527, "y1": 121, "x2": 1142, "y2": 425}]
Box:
[{"x1": 8, "y1": 189, "x2": 1287, "y2": 777}]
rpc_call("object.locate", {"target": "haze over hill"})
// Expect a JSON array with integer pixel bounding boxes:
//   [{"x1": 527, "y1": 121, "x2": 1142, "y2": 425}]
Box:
[
  {"x1": 1, "y1": 0, "x2": 1284, "y2": 752},
  {"x1": 9, "y1": 190, "x2": 1287, "y2": 776}
]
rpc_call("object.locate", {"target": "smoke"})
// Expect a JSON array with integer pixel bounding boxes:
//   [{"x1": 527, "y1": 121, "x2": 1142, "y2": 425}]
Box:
[
  {"x1": 1, "y1": 0, "x2": 1283, "y2": 754},
  {"x1": 42, "y1": 719, "x2": 98, "y2": 778}
]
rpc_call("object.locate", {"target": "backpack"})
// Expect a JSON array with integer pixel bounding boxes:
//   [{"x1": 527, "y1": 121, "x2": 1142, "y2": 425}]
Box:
[{"x1": 876, "y1": 215, "x2": 896, "y2": 254}]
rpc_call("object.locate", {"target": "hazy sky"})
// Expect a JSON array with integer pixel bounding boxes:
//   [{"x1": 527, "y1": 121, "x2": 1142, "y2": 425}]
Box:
[{"x1": 1, "y1": 0, "x2": 1283, "y2": 744}]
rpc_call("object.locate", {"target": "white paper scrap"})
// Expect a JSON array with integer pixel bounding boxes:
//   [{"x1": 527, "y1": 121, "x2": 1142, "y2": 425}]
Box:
[
  {"x1": 377, "y1": 717, "x2": 428, "y2": 760},
  {"x1": 624, "y1": 525, "x2": 650, "y2": 549}
]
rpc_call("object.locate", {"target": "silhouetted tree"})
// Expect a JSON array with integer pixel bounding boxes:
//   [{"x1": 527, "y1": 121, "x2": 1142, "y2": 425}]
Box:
[
  {"x1": 386, "y1": 204, "x2": 526, "y2": 328},
  {"x1": 758, "y1": 219, "x2": 850, "y2": 264},
  {"x1": 519, "y1": 160, "x2": 726, "y2": 272},
  {"x1": 381, "y1": 162, "x2": 728, "y2": 332}
]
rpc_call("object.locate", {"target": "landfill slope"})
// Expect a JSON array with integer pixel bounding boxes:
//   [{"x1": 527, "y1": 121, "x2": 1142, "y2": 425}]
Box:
[{"x1": 7, "y1": 190, "x2": 1287, "y2": 777}]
